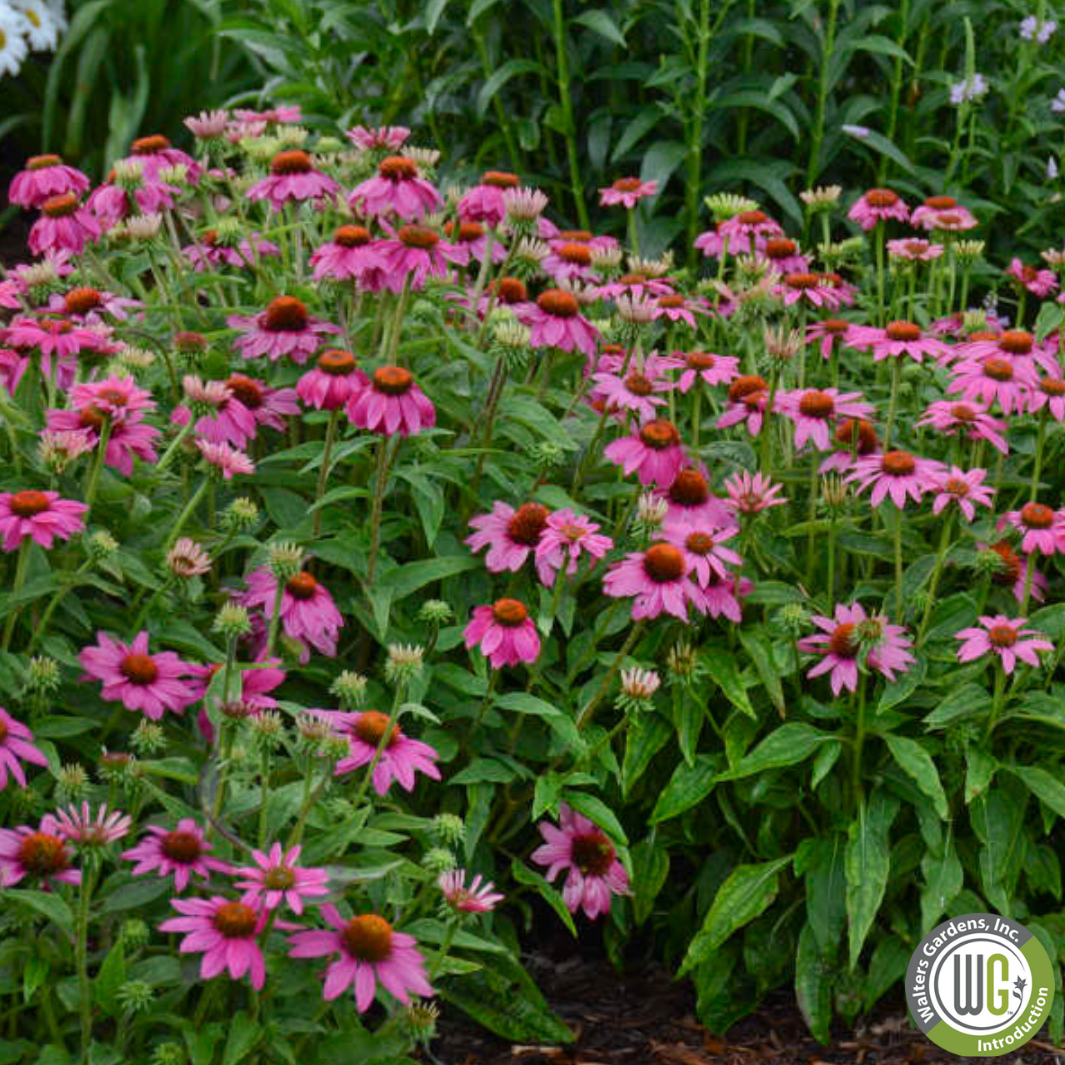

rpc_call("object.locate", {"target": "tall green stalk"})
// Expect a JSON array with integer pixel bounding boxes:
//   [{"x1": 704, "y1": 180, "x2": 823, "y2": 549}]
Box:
[
  {"x1": 551, "y1": 0, "x2": 589, "y2": 229},
  {"x1": 806, "y1": 0, "x2": 842, "y2": 187}
]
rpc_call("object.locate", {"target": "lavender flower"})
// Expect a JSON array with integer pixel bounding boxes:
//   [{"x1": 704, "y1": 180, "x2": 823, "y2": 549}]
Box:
[
  {"x1": 1052, "y1": 88, "x2": 1065, "y2": 114},
  {"x1": 950, "y1": 74, "x2": 989, "y2": 107}
]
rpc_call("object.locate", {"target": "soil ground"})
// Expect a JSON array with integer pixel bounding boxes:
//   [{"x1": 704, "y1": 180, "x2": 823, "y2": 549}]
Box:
[{"x1": 432, "y1": 947, "x2": 1065, "y2": 1065}]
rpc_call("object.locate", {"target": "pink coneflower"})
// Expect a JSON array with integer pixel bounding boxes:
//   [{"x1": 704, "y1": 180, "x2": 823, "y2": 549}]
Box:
[
  {"x1": 928, "y1": 466, "x2": 995, "y2": 522},
  {"x1": 466, "y1": 501, "x2": 550, "y2": 573},
  {"x1": 1006, "y1": 258, "x2": 1058, "y2": 298},
  {"x1": 953, "y1": 329, "x2": 1058, "y2": 375},
  {"x1": 819, "y1": 417, "x2": 881, "y2": 475},
  {"x1": 723, "y1": 471, "x2": 787, "y2": 514},
  {"x1": 915, "y1": 400, "x2": 1009, "y2": 454},
  {"x1": 947, "y1": 355, "x2": 1037, "y2": 415},
  {"x1": 195, "y1": 439, "x2": 255, "y2": 479},
  {"x1": 184, "y1": 109, "x2": 229, "y2": 138},
  {"x1": 603, "y1": 542, "x2": 703, "y2": 620},
  {"x1": 234, "y1": 106, "x2": 302, "y2": 125},
  {"x1": 180, "y1": 374, "x2": 295, "y2": 448},
  {"x1": 887, "y1": 238, "x2": 944, "y2": 262},
  {"x1": 1029, "y1": 375, "x2": 1065, "y2": 420},
  {"x1": 662, "y1": 350, "x2": 740, "y2": 391},
  {"x1": 224, "y1": 374, "x2": 297, "y2": 440},
  {"x1": 798, "y1": 603, "x2": 915, "y2": 696},
  {"x1": 531, "y1": 803, "x2": 630, "y2": 920},
  {"x1": 655, "y1": 465, "x2": 734, "y2": 525},
  {"x1": 661, "y1": 517, "x2": 741, "y2": 587},
  {"x1": 700, "y1": 571, "x2": 753, "y2": 623},
  {"x1": 998, "y1": 502, "x2": 1065, "y2": 555},
  {"x1": 79, "y1": 631, "x2": 200, "y2": 719},
  {"x1": 760, "y1": 236, "x2": 809, "y2": 274},
  {"x1": 347, "y1": 125, "x2": 411, "y2": 152},
  {"x1": 983, "y1": 540, "x2": 1048, "y2": 605},
  {"x1": 234, "y1": 843, "x2": 329, "y2": 915},
  {"x1": 309, "y1": 224, "x2": 387, "y2": 285},
  {"x1": 297, "y1": 349, "x2": 368, "y2": 411},
  {"x1": 159, "y1": 897, "x2": 268, "y2": 989},
  {"x1": 0, "y1": 707, "x2": 48, "y2": 790},
  {"x1": 464, "y1": 599, "x2": 540, "y2": 668},
  {"x1": 849, "y1": 320, "x2": 950, "y2": 363},
  {"x1": 910, "y1": 196, "x2": 977, "y2": 231},
  {"x1": 229, "y1": 295, "x2": 340, "y2": 365},
  {"x1": 717, "y1": 375, "x2": 773, "y2": 437},
  {"x1": 50, "y1": 286, "x2": 141, "y2": 323},
  {"x1": 0, "y1": 820, "x2": 80, "y2": 888},
  {"x1": 955, "y1": 616, "x2": 1053, "y2": 674},
  {"x1": 87, "y1": 177, "x2": 179, "y2": 228},
  {"x1": 776, "y1": 271, "x2": 843, "y2": 309},
  {"x1": 191, "y1": 656, "x2": 288, "y2": 742},
  {"x1": 534, "y1": 509, "x2": 613, "y2": 587},
  {"x1": 183, "y1": 230, "x2": 279, "y2": 272},
  {"x1": 241, "y1": 567, "x2": 344, "y2": 657},
  {"x1": 438, "y1": 869, "x2": 504, "y2": 912},
  {"x1": 167, "y1": 538, "x2": 211, "y2": 578},
  {"x1": 378, "y1": 223, "x2": 463, "y2": 292},
  {"x1": 599, "y1": 177, "x2": 657, "y2": 208},
  {"x1": 844, "y1": 450, "x2": 944, "y2": 508},
  {"x1": 122, "y1": 134, "x2": 200, "y2": 182},
  {"x1": 288, "y1": 905, "x2": 433, "y2": 1009},
  {"x1": 590, "y1": 366, "x2": 671, "y2": 422},
  {"x1": 848, "y1": 188, "x2": 910, "y2": 230},
  {"x1": 0, "y1": 490, "x2": 87, "y2": 551},
  {"x1": 72, "y1": 375, "x2": 155, "y2": 419},
  {"x1": 694, "y1": 210, "x2": 783, "y2": 258},
  {"x1": 349, "y1": 155, "x2": 442, "y2": 220},
  {"x1": 458, "y1": 171, "x2": 520, "y2": 228},
  {"x1": 28, "y1": 193, "x2": 101, "y2": 256},
  {"x1": 443, "y1": 220, "x2": 506, "y2": 267},
  {"x1": 9, "y1": 154, "x2": 90, "y2": 209},
  {"x1": 651, "y1": 293, "x2": 708, "y2": 327},
  {"x1": 776, "y1": 388, "x2": 875, "y2": 451},
  {"x1": 604, "y1": 420, "x2": 686, "y2": 488},
  {"x1": 333, "y1": 710, "x2": 441, "y2": 794},
  {"x1": 520, "y1": 289, "x2": 600, "y2": 358},
  {"x1": 247, "y1": 150, "x2": 339, "y2": 210},
  {"x1": 596, "y1": 273, "x2": 674, "y2": 302},
  {"x1": 807, "y1": 318, "x2": 861, "y2": 360},
  {"x1": 123, "y1": 818, "x2": 230, "y2": 891},
  {"x1": 346, "y1": 365, "x2": 435, "y2": 437},
  {"x1": 5, "y1": 315, "x2": 117, "y2": 384},
  {"x1": 50, "y1": 803, "x2": 131, "y2": 846}
]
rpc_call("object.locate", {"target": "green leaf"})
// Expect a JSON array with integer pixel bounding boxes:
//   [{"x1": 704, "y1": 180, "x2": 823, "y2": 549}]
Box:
[
  {"x1": 845, "y1": 793, "x2": 900, "y2": 969},
  {"x1": 651, "y1": 755, "x2": 717, "y2": 822},
  {"x1": 924, "y1": 683, "x2": 990, "y2": 729},
  {"x1": 511, "y1": 860, "x2": 576, "y2": 937},
  {"x1": 563, "y1": 791, "x2": 627, "y2": 846},
  {"x1": 222, "y1": 1012, "x2": 261, "y2": 1065},
  {"x1": 7, "y1": 889, "x2": 75, "y2": 938},
  {"x1": 622, "y1": 715, "x2": 672, "y2": 797},
  {"x1": 884, "y1": 735, "x2": 948, "y2": 819},
  {"x1": 846, "y1": 34, "x2": 913, "y2": 64},
  {"x1": 972, "y1": 782, "x2": 1027, "y2": 915},
  {"x1": 439, "y1": 968, "x2": 574, "y2": 1044},
  {"x1": 475, "y1": 58, "x2": 542, "y2": 117},
  {"x1": 796, "y1": 835, "x2": 847, "y2": 955},
  {"x1": 377, "y1": 555, "x2": 479, "y2": 598},
  {"x1": 715, "y1": 723, "x2": 834, "y2": 781},
  {"x1": 94, "y1": 943, "x2": 126, "y2": 1018},
  {"x1": 865, "y1": 935, "x2": 911, "y2": 1011},
  {"x1": 32, "y1": 716, "x2": 98, "y2": 738},
  {"x1": 738, "y1": 628, "x2": 785, "y2": 715},
  {"x1": 713, "y1": 90, "x2": 799, "y2": 139},
  {"x1": 795, "y1": 924, "x2": 833, "y2": 1043},
  {"x1": 701, "y1": 645, "x2": 755, "y2": 719},
  {"x1": 876, "y1": 655, "x2": 926, "y2": 713},
  {"x1": 631, "y1": 835, "x2": 670, "y2": 926},
  {"x1": 1007, "y1": 765, "x2": 1065, "y2": 822},
  {"x1": 920, "y1": 846, "x2": 963, "y2": 932},
  {"x1": 450, "y1": 758, "x2": 518, "y2": 784},
  {"x1": 573, "y1": 9, "x2": 626, "y2": 46},
  {"x1": 681, "y1": 857, "x2": 793, "y2": 975},
  {"x1": 965, "y1": 748, "x2": 997, "y2": 804},
  {"x1": 101, "y1": 878, "x2": 169, "y2": 913}
]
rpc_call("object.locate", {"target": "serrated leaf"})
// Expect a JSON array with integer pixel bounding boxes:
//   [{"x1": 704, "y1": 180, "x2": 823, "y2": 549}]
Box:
[
  {"x1": 845, "y1": 793, "x2": 900, "y2": 969},
  {"x1": 884, "y1": 735, "x2": 948, "y2": 819}
]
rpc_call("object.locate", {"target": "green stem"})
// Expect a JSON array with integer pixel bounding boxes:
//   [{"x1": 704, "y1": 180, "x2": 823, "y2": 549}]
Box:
[
  {"x1": 76, "y1": 861, "x2": 97, "y2": 1063},
  {"x1": 917, "y1": 510, "x2": 955, "y2": 644},
  {"x1": 366, "y1": 436, "x2": 395, "y2": 586},
  {"x1": 806, "y1": 0, "x2": 841, "y2": 187},
  {"x1": 163, "y1": 477, "x2": 209, "y2": 553},
  {"x1": 429, "y1": 919, "x2": 460, "y2": 980},
  {"x1": 893, "y1": 507, "x2": 904, "y2": 620},
  {"x1": 265, "y1": 576, "x2": 286, "y2": 659},
  {"x1": 984, "y1": 667, "x2": 1007, "y2": 741},
  {"x1": 884, "y1": 357, "x2": 902, "y2": 449},
  {"x1": 83, "y1": 419, "x2": 113, "y2": 515},
  {"x1": 1030, "y1": 407, "x2": 1049, "y2": 500},
  {"x1": 575, "y1": 621, "x2": 646, "y2": 732},
  {"x1": 312, "y1": 410, "x2": 341, "y2": 538},
  {"x1": 852, "y1": 674, "x2": 867, "y2": 808},
  {"x1": 28, "y1": 557, "x2": 94, "y2": 653},
  {"x1": 1, "y1": 540, "x2": 31, "y2": 651},
  {"x1": 551, "y1": 0, "x2": 589, "y2": 229}
]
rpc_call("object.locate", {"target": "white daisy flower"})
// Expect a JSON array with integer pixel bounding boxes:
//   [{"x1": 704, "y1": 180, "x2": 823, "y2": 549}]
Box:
[
  {"x1": 0, "y1": 7, "x2": 30, "y2": 77},
  {"x1": 11, "y1": 0, "x2": 59, "y2": 50}
]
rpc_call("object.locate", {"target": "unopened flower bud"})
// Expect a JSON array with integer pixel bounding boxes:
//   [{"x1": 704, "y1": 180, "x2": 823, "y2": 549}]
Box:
[
  {"x1": 799, "y1": 185, "x2": 842, "y2": 212},
  {"x1": 213, "y1": 602, "x2": 251, "y2": 639},
  {"x1": 119, "y1": 918, "x2": 150, "y2": 949},
  {"x1": 150, "y1": 1042, "x2": 185, "y2": 1065},
  {"x1": 954, "y1": 239, "x2": 985, "y2": 263},
  {"x1": 222, "y1": 497, "x2": 259, "y2": 531},
  {"x1": 267, "y1": 541, "x2": 304, "y2": 579},
  {"x1": 131, "y1": 720, "x2": 166, "y2": 755},
  {"x1": 112, "y1": 160, "x2": 144, "y2": 190},
  {"x1": 404, "y1": 1001, "x2": 440, "y2": 1046},
  {"x1": 385, "y1": 643, "x2": 424, "y2": 686},
  {"x1": 704, "y1": 192, "x2": 759, "y2": 221},
  {"x1": 765, "y1": 324, "x2": 803, "y2": 364},
  {"x1": 331, "y1": 670, "x2": 369, "y2": 709},
  {"x1": 635, "y1": 492, "x2": 669, "y2": 532},
  {"x1": 88, "y1": 530, "x2": 119, "y2": 559},
  {"x1": 616, "y1": 667, "x2": 661, "y2": 713},
  {"x1": 667, "y1": 640, "x2": 700, "y2": 678},
  {"x1": 528, "y1": 440, "x2": 566, "y2": 470},
  {"x1": 591, "y1": 244, "x2": 623, "y2": 274},
  {"x1": 56, "y1": 763, "x2": 90, "y2": 803},
  {"x1": 776, "y1": 602, "x2": 811, "y2": 634},
  {"x1": 821, "y1": 474, "x2": 848, "y2": 508},
  {"x1": 167, "y1": 538, "x2": 211, "y2": 579},
  {"x1": 116, "y1": 979, "x2": 154, "y2": 1014},
  {"x1": 424, "y1": 847, "x2": 457, "y2": 874},
  {"x1": 627, "y1": 252, "x2": 673, "y2": 279},
  {"x1": 27, "y1": 655, "x2": 61, "y2": 693},
  {"x1": 418, "y1": 600, "x2": 454, "y2": 625},
  {"x1": 124, "y1": 213, "x2": 163, "y2": 241},
  {"x1": 431, "y1": 813, "x2": 466, "y2": 846}
]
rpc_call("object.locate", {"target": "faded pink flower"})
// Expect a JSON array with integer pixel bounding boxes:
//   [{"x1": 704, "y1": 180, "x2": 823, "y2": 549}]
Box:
[
  {"x1": 0, "y1": 490, "x2": 87, "y2": 551},
  {"x1": 234, "y1": 843, "x2": 329, "y2": 915},
  {"x1": 123, "y1": 818, "x2": 231, "y2": 891},
  {"x1": 0, "y1": 707, "x2": 48, "y2": 790},
  {"x1": 955, "y1": 616, "x2": 1053, "y2": 674}
]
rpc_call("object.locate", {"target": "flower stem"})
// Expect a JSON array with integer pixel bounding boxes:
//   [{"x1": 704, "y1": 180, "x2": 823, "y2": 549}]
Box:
[
  {"x1": 366, "y1": 436, "x2": 395, "y2": 586},
  {"x1": 883, "y1": 357, "x2": 902, "y2": 449},
  {"x1": 163, "y1": 477, "x2": 209, "y2": 553},
  {"x1": 917, "y1": 510, "x2": 955, "y2": 644},
  {"x1": 851, "y1": 674, "x2": 867, "y2": 809},
  {"x1": 1030, "y1": 406, "x2": 1049, "y2": 501},
  {"x1": 312, "y1": 410, "x2": 341, "y2": 538},
  {"x1": 1, "y1": 540, "x2": 31, "y2": 652},
  {"x1": 83, "y1": 418, "x2": 113, "y2": 515},
  {"x1": 75, "y1": 860, "x2": 97, "y2": 1063},
  {"x1": 575, "y1": 621, "x2": 646, "y2": 732}
]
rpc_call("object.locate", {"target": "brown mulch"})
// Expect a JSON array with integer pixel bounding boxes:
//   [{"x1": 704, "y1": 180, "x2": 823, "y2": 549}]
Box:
[{"x1": 432, "y1": 952, "x2": 1065, "y2": 1065}]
